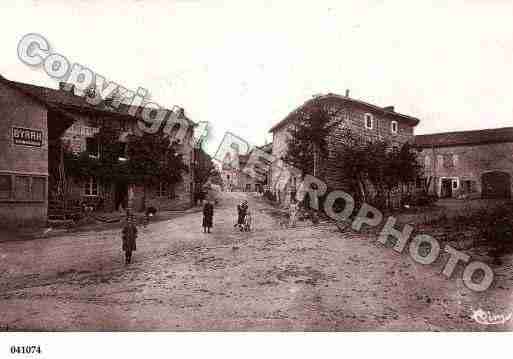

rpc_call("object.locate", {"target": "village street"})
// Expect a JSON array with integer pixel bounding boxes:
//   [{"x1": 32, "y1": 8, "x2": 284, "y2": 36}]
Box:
[{"x1": 0, "y1": 191, "x2": 512, "y2": 331}]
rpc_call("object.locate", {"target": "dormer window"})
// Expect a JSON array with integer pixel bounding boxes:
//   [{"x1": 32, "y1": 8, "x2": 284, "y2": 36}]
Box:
[
  {"x1": 364, "y1": 113, "x2": 374, "y2": 130},
  {"x1": 391, "y1": 121, "x2": 398, "y2": 134}
]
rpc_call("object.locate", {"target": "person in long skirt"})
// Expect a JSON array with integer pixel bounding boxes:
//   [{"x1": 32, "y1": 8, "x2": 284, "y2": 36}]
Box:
[
  {"x1": 202, "y1": 199, "x2": 214, "y2": 233},
  {"x1": 289, "y1": 198, "x2": 299, "y2": 228},
  {"x1": 235, "y1": 200, "x2": 248, "y2": 231},
  {"x1": 122, "y1": 211, "x2": 138, "y2": 264}
]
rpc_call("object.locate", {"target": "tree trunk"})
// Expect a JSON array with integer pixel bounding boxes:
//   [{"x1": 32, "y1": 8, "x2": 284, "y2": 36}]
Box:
[
  {"x1": 313, "y1": 144, "x2": 319, "y2": 178},
  {"x1": 143, "y1": 184, "x2": 147, "y2": 211},
  {"x1": 358, "y1": 179, "x2": 367, "y2": 203}
]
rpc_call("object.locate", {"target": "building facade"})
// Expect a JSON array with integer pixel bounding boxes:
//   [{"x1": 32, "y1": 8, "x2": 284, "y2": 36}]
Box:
[
  {"x1": 415, "y1": 128, "x2": 513, "y2": 199},
  {"x1": 0, "y1": 76, "x2": 74, "y2": 227},
  {"x1": 268, "y1": 93, "x2": 420, "y2": 204},
  {"x1": 0, "y1": 75, "x2": 196, "y2": 228}
]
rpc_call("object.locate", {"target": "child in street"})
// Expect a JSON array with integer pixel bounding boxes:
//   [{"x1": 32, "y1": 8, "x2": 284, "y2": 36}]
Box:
[
  {"x1": 202, "y1": 198, "x2": 214, "y2": 233},
  {"x1": 289, "y1": 198, "x2": 299, "y2": 228},
  {"x1": 243, "y1": 209, "x2": 252, "y2": 232}
]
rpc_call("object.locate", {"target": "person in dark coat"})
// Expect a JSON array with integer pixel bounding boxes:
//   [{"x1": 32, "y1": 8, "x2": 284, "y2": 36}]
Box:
[
  {"x1": 202, "y1": 199, "x2": 214, "y2": 233},
  {"x1": 122, "y1": 211, "x2": 138, "y2": 264},
  {"x1": 235, "y1": 200, "x2": 248, "y2": 231}
]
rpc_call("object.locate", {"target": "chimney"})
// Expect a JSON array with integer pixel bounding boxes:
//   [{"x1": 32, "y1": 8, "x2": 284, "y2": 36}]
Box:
[
  {"x1": 59, "y1": 82, "x2": 75, "y2": 95},
  {"x1": 345, "y1": 89, "x2": 350, "y2": 97},
  {"x1": 383, "y1": 106, "x2": 395, "y2": 112}
]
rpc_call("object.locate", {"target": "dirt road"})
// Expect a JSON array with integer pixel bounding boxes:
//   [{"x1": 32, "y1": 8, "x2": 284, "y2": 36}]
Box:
[{"x1": 1, "y1": 191, "x2": 511, "y2": 330}]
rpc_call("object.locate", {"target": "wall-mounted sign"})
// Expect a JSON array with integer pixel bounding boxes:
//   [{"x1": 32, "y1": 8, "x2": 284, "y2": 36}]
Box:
[
  {"x1": 12, "y1": 127, "x2": 43, "y2": 147},
  {"x1": 65, "y1": 123, "x2": 99, "y2": 137}
]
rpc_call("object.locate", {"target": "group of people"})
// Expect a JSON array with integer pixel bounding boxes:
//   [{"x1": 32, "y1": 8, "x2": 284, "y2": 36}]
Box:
[
  {"x1": 202, "y1": 199, "x2": 252, "y2": 233},
  {"x1": 234, "y1": 200, "x2": 252, "y2": 232},
  {"x1": 122, "y1": 196, "x2": 300, "y2": 264}
]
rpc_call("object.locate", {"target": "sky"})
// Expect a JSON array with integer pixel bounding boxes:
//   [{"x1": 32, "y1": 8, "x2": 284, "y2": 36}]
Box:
[{"x1": 1, "y1": 0, "x2": 513, "y2": 156}]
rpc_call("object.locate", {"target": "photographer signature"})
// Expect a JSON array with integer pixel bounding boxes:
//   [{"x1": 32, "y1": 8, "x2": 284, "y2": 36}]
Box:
[{"x1": 471, "y1": 308, "x2": 512, "y2": 325}]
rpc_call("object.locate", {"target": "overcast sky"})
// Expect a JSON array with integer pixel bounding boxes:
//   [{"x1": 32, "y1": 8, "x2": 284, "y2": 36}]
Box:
[{"x1": 1, "y1": 0, "x2": 512, "y2": 155}]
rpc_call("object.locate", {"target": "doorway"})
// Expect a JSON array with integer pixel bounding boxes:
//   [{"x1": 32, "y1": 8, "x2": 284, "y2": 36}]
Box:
[
  {"x1": 481, "y1": 171, "x2": 511, "y2": 199},
  {"x1": 440, "y1": 178, "x2": 453, "y2": 198},
  {"x1": 114, "y1": 181, "x2": 128, "y2": 211}
]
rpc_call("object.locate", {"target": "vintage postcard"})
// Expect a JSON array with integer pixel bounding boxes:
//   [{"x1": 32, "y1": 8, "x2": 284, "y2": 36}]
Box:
[{"x1": 1, "y1": 2, "x2": 512, "y2": 349}]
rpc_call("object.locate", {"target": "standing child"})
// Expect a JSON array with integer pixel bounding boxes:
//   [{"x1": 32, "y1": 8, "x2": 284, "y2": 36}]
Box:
[
  {"x1": 122, "y1": 211, "x2": 138, "y2": 265},
  {"x1": 243, "y1": 209, "x2": 252, "y2": 232},
  {"x1": 289, "y1": 198, "x2": 299, "y2": 228},
  {"x1": 202, "y1": 199, "x2": 214, "y2": 233}
]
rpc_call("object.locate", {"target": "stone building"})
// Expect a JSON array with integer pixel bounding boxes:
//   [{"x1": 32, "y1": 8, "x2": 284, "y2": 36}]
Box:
[
  {"x1": 0, "y1": 75, "x2": 74, "y2": 227},
  {"x1": 221, "y1": 143, "x2": 272, "y2": 193},
  {"x1": 268, "y1": 92, "x2": 420, "y2": 204},
  {"x1": 0, "y1": 75, "x2": 196, "y2": 227},
  {"x1": 414, "y1": 127, "x2": 513, "y2": 199}
]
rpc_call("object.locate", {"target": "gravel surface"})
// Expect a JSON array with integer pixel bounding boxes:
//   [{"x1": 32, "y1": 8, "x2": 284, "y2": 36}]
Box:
[{"x1": 1, "y1": 192, "x2": 511, "y2": 331}]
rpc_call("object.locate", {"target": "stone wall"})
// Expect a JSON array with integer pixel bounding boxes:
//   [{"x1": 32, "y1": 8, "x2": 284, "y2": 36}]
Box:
[
  {"x1": 0, "y1": 81, "x2": 49, "y2": 228},
  {"x1": 270, "y1": 100, "x2": 416, "y2": 204},
  {"x1": 418, "y1": 142, "x2": 513, "y2": 198},
  {"x1": 59, "y1": 112, "x2": 194, "y2": 212}
]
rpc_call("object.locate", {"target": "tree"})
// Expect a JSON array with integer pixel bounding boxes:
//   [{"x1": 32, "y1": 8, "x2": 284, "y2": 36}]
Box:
[
  {"x1": 64, "y1": 123, "x2": 188, "y2": 211},
  {"x1": 335, "y1": 128, "x2": 422, "y2": 209},
  {"x1": 126, "y1": 132, "x2": 188, "y2": 210},
  {"x1": 284, "y1": 98, "x2": 342, "y2": 178},
  {"x1": 193, "y1": 142, "x2": 216, "y2": 188}
]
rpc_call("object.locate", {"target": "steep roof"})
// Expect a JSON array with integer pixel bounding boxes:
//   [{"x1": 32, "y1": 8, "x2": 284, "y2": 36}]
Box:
[
  {"x1": 269, "y1": 93, "x2": 420, "y2": 133},
  {"x1": 257, "y1": 142, "x2": 273, "y2": 153},
  {"x1": 414, "y1": 127, "x2": 513, "y2": 148},
  {"x1": 0, "y1": 74, "x2": 76, "y2": 138},
  {"x1": 4, "y1": 77, "x2": 195, "y2": 127},
  {"x1": 238, "y1": 154, "x2": 250, "y2": 166}
]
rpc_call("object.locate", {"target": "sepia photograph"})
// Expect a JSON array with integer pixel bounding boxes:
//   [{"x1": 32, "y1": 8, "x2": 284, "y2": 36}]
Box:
[{"x1": 0, "y1": 1, "x2": 512, "y2": 355}]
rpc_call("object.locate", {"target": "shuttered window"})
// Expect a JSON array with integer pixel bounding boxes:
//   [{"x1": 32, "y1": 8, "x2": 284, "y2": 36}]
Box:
[
  {"x1": 32, "y1": 177, "x2": 46, "y2": 200},
  {"x1": 0, "y1": 175, "x2": 11, "y2": 199},
  {"x1": 15, "y1": 176, "x2": 31, "y2": 200}
]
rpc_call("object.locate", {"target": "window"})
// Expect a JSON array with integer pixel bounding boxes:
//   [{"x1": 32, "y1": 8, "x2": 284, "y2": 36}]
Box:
[
  {"x1": 84, "y1": 177, "x2": 99, "y2": 196},
  {"x1": 437, "y1": 155, "x2": 443, "y2": 169},
  {"x1": 416, "y1": 178, "x2": 427, "y2": 189},
  {"x1": 86, "y1": 137, "x2": 99, "y2": 158},
  {"x1": 15, "y1": 176, "x2": 31, "y2": 200},
  {"x1": 453, "y1": 154, "x2": 459, "y2": 168},
  {"x1": 32, "y1": 177, "x2": 46, "y2": 201},
  {"x1": 424, "y1": 156, "x2": 431, "y2": 169},
  {"x1": 0, "y1": 175, "x2": 12, "y2": 199},
  {"x1": 443, "y1": 154, "x2": 454, "y2": 169},
  {"x1": 391, "y1": 121, "x2": 398, "y2": 134},
  {"x1": 158, "y1": 182, "x2": 168, "y2": 197},
  {"x1": 87, "y1": 117, "x2": 99, "y2": 128},
  {"x1": 452, "y1": 179, "x2": 459, "y2": 189},
  {"x1": 0, "y1": 175, "x2": 46, "y2": 201},
  {"x1": 118, "y1": 142, "x2": 128, "y2": 161},
  {"x1": 364, "y1": 113, "x2": 374, "y2": 129},
  {"x1": 120, "y1": 120, "x2": 129, "y2": 132}
]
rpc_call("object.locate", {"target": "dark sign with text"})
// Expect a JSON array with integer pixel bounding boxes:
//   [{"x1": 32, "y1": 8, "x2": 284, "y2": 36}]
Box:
[{"x1": 12, "y1": 127, "x2": 43, "y2": 147}]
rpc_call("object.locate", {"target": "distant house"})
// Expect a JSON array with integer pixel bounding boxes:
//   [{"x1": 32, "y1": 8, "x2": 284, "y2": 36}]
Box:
[
  {"x1": 268, "y1": 92, "x2": 420, "y2": 204},
  {"x1": 0, "y1": 75, "x2": 196, "y2": 227},
  {"x1": 415, "y1": 127, "x2": 513, "y2": 199},
  {"x1": 221, "y1": 145, "x2": 270, "y2": 193}
]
